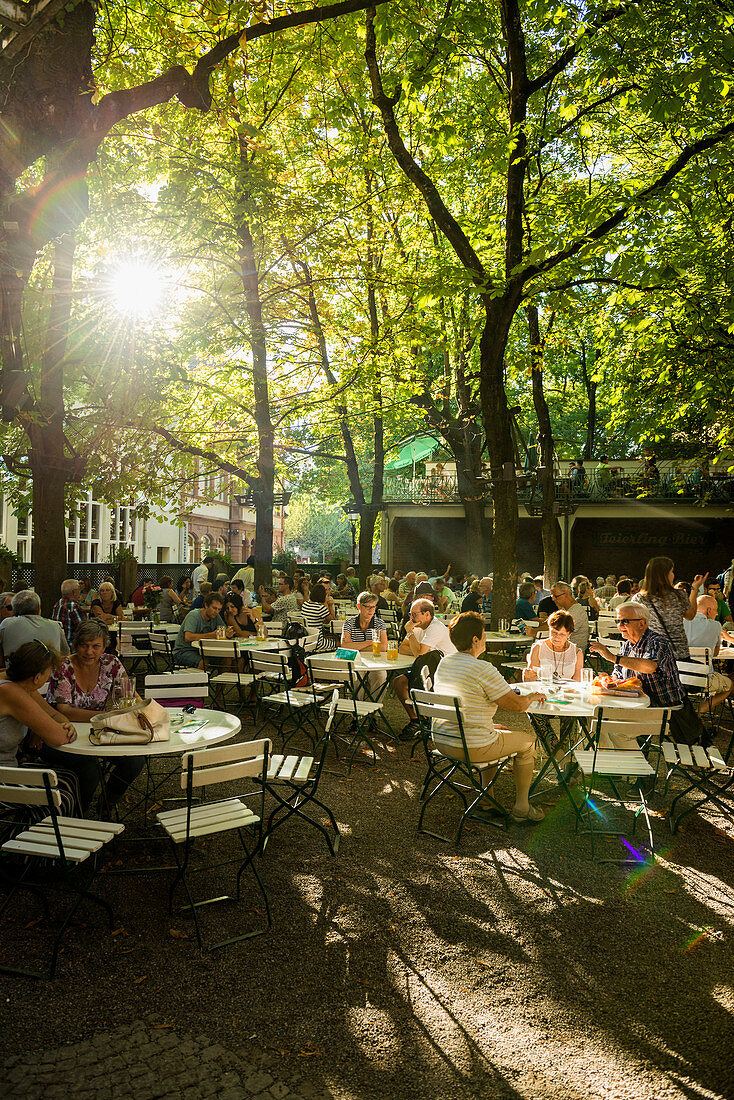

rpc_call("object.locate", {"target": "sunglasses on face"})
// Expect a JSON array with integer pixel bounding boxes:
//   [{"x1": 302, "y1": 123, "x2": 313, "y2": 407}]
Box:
[{"x1": 616, "y1": 618, "x2": 644, "y2": 626}]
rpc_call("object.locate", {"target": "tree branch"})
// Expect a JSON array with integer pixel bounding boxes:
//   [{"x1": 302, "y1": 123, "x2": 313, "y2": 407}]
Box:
[
  {"x1": 522, "y1": 120, "x2": 734, "y2": 283},
  {"x1": 527, "y1": 3, "x2": 638, "y2": 94},
  {"x1": 364, "y1": 6, "x2": 489, "y2": 289}
]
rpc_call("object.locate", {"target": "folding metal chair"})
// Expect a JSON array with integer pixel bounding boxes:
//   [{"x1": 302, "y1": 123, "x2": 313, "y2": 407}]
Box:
[
  {"x1": 258, "y1": 691, "x2": 341, "y2": 857},
  {"x1": 306, "y1": 656, "x2": 383, "y2": 770},
  {"x1": 573, "y1": 707, "x2": 671, "y2": 861},
  {"x1": 194, "y1": 639, "x2": 255, "y2": 714},
  {"x1": 156, "y1": 740, "x2": 271, "y2": 950},
  {"x1": 662, "y1": 740, "x2": 732, "y2": 832},
  {"x1": 410, "y1": 689, "x2": 518, "y2": 844},
  {"x1": 0, "y1": 767, "x2": 124, "y2": 979},
  {"x1": 251, "y1": 650, "x2": 321, "y2": 750},
  {"x1": 117, "y1": 622, "x2": 155, "y2": 675},
  {"x1": 144, "y1": 671, "x2": 210, "y2": 708},
  {"x1": 149, "y1": 629, "x2": 175, "y2": 671}
]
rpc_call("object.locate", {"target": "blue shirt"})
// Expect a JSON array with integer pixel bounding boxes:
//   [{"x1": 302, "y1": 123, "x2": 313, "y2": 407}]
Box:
[{"x1": 613, "y1": 628, "x2": 684, "y2": 708}]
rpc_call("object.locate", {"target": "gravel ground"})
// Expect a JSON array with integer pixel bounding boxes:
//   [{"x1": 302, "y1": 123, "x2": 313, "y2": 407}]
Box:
[{"x1": 2, "y1": 694, "x2": 734, "y2": 1100}]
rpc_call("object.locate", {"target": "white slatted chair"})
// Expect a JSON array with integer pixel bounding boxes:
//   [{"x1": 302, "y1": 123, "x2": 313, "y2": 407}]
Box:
[
  {"x1": 257, "y1": 694, "x2": 340, "y2": 857},
  {"x1": 193, "y1": 639, "x2": 255, "y2": 713},
  {"x1": 0, "y1": 767, "x2": 123, "y2": 979},
  {"x1": 264, "y1": 621, "x2": 284, "y2": 637},
  {"x1": 144, "y1": 671, "x2": 210, "y2": 708},
  {"x1": 411, "y1": 689, "x2": 518, "y2": 844},
  {"x1": 149, "y1": 629, "x2": 175, "y2": 671},
  {"x1": 662, "y1": 741, "x2": 733, "y2": 833},
  {"x1": 287, "y1": 611, "x2": 306, "y2": 627},
  {"x1": 573, "y1": 707, "x2": 671, "y2": 861},
  {"x1": 250, "y1": 651, "x2": 321, "y2": 750},
  {"x1": 306, "y1": 656, "x2": 383, "y2": 771},
  {"x1": 117, "y1": 621, "x2": 154, "y2": 674},
  {"x1": 157, "y1": 740, "x2": 271, "y2": 951}
]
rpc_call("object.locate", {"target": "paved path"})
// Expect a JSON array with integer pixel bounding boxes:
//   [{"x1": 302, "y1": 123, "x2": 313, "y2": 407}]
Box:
[{"x1": 2, "y1": 1017, "x2": 332, "y2": 1100}]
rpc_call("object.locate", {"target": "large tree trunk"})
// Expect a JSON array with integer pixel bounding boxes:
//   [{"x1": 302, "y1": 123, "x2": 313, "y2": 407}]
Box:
[
  {"x1": 479, "y1": 304, "x2": 519, "y2": 625},
  {"x1": 527, "y1": 304, "x2": 560, "y2": 585},
  {"x1": 580, "y1": 341, "x2": 597, "y2": 461},
  {"x1": 25, "y1": 234, "x2": 78, "y2": 612},
  {"x1": 236, "y1": 155, "x2": 274, "y2": 592}
]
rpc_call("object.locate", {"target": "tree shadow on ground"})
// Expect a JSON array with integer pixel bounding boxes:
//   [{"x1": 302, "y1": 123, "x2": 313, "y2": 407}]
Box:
[{"x1": 2, "y1": 729, "x2": 734, "y2": 1100}]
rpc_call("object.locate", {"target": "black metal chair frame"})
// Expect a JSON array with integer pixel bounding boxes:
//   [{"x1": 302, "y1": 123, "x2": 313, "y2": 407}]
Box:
[
  {"x1": 410, "y1": 689, "x2": 515, "y2": 844},
  {"x1": 0, "y1": 768, "x2": 119, "y2": 979},
  {"x1": 161, "y1": 742, "x2": 271, "y2": 951}
]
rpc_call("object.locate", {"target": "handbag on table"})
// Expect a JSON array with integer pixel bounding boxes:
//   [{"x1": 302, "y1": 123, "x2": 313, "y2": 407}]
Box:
[{"x1": 90, "y1": 698, "x2": 171, "y2": 745}]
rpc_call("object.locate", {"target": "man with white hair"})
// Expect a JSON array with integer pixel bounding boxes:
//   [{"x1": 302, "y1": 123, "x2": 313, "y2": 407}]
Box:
[
  {"x1": 51, "y1": 578, "x2": 87, "y2": 646},
  {"x1": 0, "y1": 589, "x2": 69, "y2": 663},
  {"x1": 590, "y1": 601, "x2": 684, "y2": 709},
  {"x1": 684, "y1": 594, "x2": 733, "y2": 709},
  {"x1": 549, "y1": 582, "x2": 589, "y2": 650},
  {"x1": 393, "y1": 598, "x2": 457, "y2": 739}
]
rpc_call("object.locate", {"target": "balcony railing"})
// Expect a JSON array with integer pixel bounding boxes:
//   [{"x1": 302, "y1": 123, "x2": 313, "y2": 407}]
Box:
[{"x1": 383, "y1": 470, "x2": 734, "y2": 507}]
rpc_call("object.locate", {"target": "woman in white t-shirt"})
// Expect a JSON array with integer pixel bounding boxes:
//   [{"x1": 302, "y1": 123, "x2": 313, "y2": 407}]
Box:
[
  {"x1": 523, "y1": 610, "x2": 582, "y2": 684},
  {"x1": 432, "y1": 612, "x2": 546, "y2": 824}
]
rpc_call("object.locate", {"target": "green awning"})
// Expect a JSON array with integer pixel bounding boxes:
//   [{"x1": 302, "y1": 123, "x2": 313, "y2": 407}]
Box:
[{"x1": 384, "y1": 435, "x2": 442, "y2": 471}]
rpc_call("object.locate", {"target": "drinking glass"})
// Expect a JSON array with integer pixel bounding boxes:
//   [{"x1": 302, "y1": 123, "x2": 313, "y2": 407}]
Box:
[
  {"x1": 499, "y1": 618, "x2": 510, "y2": 633},
  {"x1": 387, "y1": 641, "x2": 398, "y2": 661},
  {"x1": 582, "y1": 667, "x2": 594, "y2": 692},
  {"x1": 371, "y1": 629, "x2": 381, "y2": 658}
]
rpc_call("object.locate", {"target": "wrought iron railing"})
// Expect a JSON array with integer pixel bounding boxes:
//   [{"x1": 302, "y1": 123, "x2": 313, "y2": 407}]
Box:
[{"x1": 383, "y1": 470, "x2": 734, "y2": 506}]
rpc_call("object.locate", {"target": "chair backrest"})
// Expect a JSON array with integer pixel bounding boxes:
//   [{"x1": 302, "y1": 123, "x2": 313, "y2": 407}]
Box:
[
  {"x1": 330, "y1": 619, "x2": 345, "y2": 636},
  {"x1": 0, "y1": 766, "x2": 61, "y2": 810},
  {"x1": 287, "y1": 611, "x2": 306, "y2": 627},
  {"x1": 265, "y1": 621, "x2": 284, "y2": 637},
  {"x1": 687, "y1": 646, "x2": 712, "y2": 668},
  {"x1": 305, "y1": 656, "x2": 354, "y2": 686},
  {"x1": 324, "y1": 688, "x2": 340, "y2": 732},
  {"x1": 149, "y1": 633, "x2": 173, "y2": 658},
  {"x1": 420, "y1": 663, "x2": 433, "y2": 691},
  {"x1": 592, "y1": 706, "x2": 671, "y2": 749},
  {"x1": 181, "y1": 738, "x2": 270, "y2": 792},
  {"x1": 118, "y1": 622, "x2": 152, "y2": 637},
  {"x1": 250, "y1": 650, "x2": 290, "y2": 683},
  {"x1": 194, "y1": 639, "x2": 240, "y2": 659},
  {"x1": 151, "y1": 623, "x2": 180, "y2": 636},
  {"x1": 144, "y1": 671, "x2": 210, "y2": 703},
  {"x1": 676, "y1": 660, "x2": 710, "y2": 693},
  {"x1": 303, "y1": 635, "x2": 319, "y2": 654},
  {"x1": 411, "y1": 689, "x2": 468, "y2": 755}
]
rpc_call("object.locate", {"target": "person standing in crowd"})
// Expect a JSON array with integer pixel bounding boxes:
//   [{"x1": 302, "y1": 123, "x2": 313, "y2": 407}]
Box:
[
  {"x1": 232, "y1": 555, "x2": 255, "y2": 589},
  {"x1": 191, "y1": 555, "x2": 214, "y2": 594},
  {"x1": 51, "y1": 578, "x2": 87, "y2": 647},
  {"x1": 632, "y1": 555, "x2": 704, "y2": 660}
]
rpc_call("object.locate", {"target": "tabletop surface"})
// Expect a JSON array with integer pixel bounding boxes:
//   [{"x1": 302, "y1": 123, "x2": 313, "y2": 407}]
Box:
[
  {"x1": 310, "y1": 651, "x2": 415, "y2": 672},
  {"x1": 484, "y1": 632, "x2": 534, "y2": 646},
  {"x1": 60, "y1": 708, "x2": 241, "y2": 758},
  {"x1": 515, "y1": 681, "x2": 650, "y2": 717}
]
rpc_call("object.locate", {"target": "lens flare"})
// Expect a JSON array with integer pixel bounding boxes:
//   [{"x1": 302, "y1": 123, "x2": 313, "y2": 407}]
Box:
[{"x1": 109, "y1": 259, "x2": 165, "y2": 318}]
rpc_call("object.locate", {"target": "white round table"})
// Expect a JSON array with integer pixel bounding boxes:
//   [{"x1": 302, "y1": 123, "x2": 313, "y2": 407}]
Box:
[
  {"x1": 513, "y1": 683, "x2": 649, "y2": 806},
  {"x1": 60, "y1": 708, "x2": 241, "y2": 759}
]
